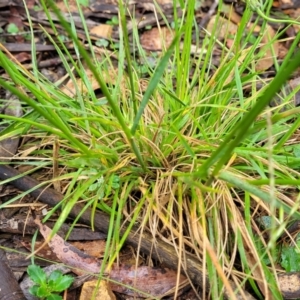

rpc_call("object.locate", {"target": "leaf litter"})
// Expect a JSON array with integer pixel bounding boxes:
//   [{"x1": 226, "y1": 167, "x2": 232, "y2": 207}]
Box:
[
  {"x1": 33, "y1": 217, "x2": 187, "y2": 297},
  {"x1": 1, "y1": 0, "x2": 300, "y2": 299}
]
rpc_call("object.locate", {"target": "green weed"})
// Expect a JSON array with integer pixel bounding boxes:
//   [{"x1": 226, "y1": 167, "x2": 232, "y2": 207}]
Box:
[{"x1": 27, "y1": 265, "x2": 73, "y2": 300}]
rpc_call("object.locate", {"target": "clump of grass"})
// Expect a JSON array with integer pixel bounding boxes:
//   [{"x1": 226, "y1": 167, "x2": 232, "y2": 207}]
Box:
[{"x1": 1, "y1": 0, "x2": 300, "y2": 298}]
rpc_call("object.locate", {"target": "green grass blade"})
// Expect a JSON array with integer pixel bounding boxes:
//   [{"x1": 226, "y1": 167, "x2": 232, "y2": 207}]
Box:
[
  {"x1": 197, "y1": 47, "x2": 300, "y2": 177},
  {"x1": 43, "y1": 0, "x2": 147, "y2": 171},
  {"x1": 219, "y1": 171, "x2": 300, "y2": 218},
  {"x1": 118, "y1": 0, "x2": 137, "y2": 114},
  {"x1": 131, "y1": 31, "x2": 182, "y2": 135}
]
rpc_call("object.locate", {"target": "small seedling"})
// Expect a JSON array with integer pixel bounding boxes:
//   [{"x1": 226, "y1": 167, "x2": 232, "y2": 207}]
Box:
[
  {"x1": 7, "y1": 23, "x2": 19, "y2": 34},
  {"x1": 27, "y1": 265, "x2": 74, "y2": 300},
  {"x1": 106, "y1": 16, "x2": 119, "y2": 25},
  {"x1": 95, "y1": 38, "x2": 109, "y2": 48},
  {"x1": 256, "y1": 216, "x2": 300, "y2": 272},
  {"x1": 78, "y1": 0, "x2": 89, "y2": 6}
]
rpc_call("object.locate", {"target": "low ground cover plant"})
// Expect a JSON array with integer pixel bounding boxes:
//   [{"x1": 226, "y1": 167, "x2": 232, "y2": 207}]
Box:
[{"x1": 27, "y1": 265, "x2": 73, "y2": 300}]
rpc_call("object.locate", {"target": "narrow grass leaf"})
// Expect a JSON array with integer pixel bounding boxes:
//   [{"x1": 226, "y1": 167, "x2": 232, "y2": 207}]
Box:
[
  {"x1": 197, "y1": 47, "x2": 300, "y2": 177},
  {"x1": 131, "y1": 31, "x2": 182, "y2": 135},
  {"x1": 118, "y1": 0, "x2": 137, "y2": 114},
  {"x1": 219, "y1": 171, "x2": 300, "y2": 218},
  {"x1": 44, "y1": 0, "x2": 146, "y2": 171}
]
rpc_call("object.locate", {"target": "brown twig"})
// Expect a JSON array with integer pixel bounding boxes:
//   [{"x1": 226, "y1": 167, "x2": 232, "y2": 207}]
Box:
[{"x1": 1, "y1": 43, "x2": 58, "y2": 52}]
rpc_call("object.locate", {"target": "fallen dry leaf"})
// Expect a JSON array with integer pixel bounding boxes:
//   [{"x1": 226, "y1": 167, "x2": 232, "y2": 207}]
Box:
[
  {"x1": 21, "y1": 240, "x2": 60, "y2": 262},
  {"x1": 277, "y1": 43, "x2": 289, "y2": 60},
  {"x1": 34, "y1": 219, "x2": 186, "y2": 297},
  {"x1": 90, "y1": 24, "x2": 113, "y2": 39},
  {"x1": 12, "y1": 52, "x2": 32, "y2": 63},
  {"x1": 34, "y1": 218, "x2": 100, "y2": 273},
  {"x1": 207, "y1": 14, "x2": 279, "y2": 72},
  {"x1": 80, "y1": 280, "x2": 116, "y2": 300},
  {"x1": 206, "y1": 15, "x2": 238, "y2": 42},
  {"x1": 55, "y1": 0, "x2": 91, "y2": 13},
  {"x1": 220, "y1": 3, "x2": 243, "y2": 25},
  {"x1": 253, "y1": 24, "x2": 279, "y2": 72},
  {"x1": 140, "y1": 27, "x2": 174, "y2": 51},
  {"x1": 71, "y1": 240, "x2": 106, "y2": 258},
  {"x1": 61, "y1": 67, "x2": 121, "y2": 97}
]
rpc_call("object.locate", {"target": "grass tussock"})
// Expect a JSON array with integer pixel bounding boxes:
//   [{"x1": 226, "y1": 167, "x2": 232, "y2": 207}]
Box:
[{"x1": 1, "y1": 0, "x2": 300, "y2": 298}]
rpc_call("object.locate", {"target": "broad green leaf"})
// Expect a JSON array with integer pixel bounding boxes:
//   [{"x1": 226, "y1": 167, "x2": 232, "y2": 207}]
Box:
[
  {"x1": 51, "y1": 274, "x2": 74, "y2": 292},
  {"x1": 27, "y1": 265, "x2": 47, "y2": 285},
  {"x1": 47, "y1": 293, "x2": 63, "y2": 300},
  {"x1": 29, "y1": 285, "x2": 39, "y2": 296},
  {"x1": 48, "y1": 270, "x2": 63, "y2": 289},
  {"x1": 95, "y1": 39, "x2": 109, "y2": 48},
  {"x1": 7, "y1": 23, "x2": 19, "y2": 34},
  {"x1": 293, "y1": 144, "x2": 300, "y2": 157},
  {"x1": 36, "y1": 285, "x2": 50, "y2": 297},
  {"x1": 281, "y1": 240, "x2": 300, "y2": 272},
  {"x1": 78, "y1": 0, "x2": 89, "y2": 6}
]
